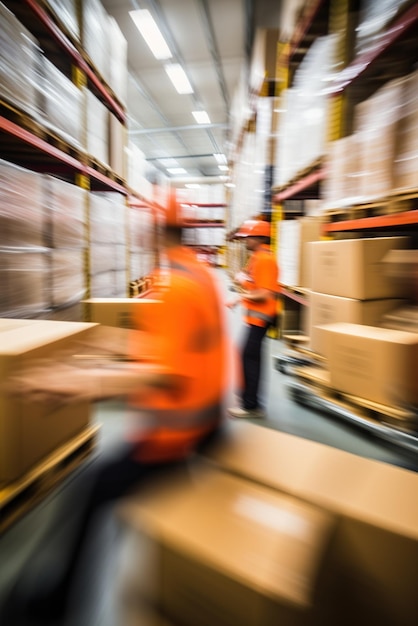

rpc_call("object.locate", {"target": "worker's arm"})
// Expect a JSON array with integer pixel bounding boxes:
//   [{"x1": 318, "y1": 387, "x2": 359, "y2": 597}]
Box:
[
  {"x1": 5, "y1": 359, "x2": 180, "y2": 406},
  {"x1": 226, "y1": 287, "x2": 274, "y2": 308}
]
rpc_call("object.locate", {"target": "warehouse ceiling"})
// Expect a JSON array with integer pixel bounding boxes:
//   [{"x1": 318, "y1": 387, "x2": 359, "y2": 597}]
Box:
[{"x1": 101, "y1": 0, "x2": 281, "y2": 183}]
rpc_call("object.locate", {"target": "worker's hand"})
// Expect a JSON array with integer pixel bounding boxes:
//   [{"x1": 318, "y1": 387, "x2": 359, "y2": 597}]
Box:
[{"x1": 234, "y1": 270, "x2": 250, "y2": 285}]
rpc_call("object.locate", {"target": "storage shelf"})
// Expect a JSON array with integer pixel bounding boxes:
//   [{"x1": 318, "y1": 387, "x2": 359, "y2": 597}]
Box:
[
  {"x1": 323, "y1": 209, "x2": 418, "y2": 233},
  {"x1": 181, "y1": 203, "x2": 226, "y2": 208},
  {"x1": 281, "y1": 287, "x2": 309, "y2": 307},
  {"x1": 7, "y1": 0, "x2": 126, "y2": 123},
  {"x1": 289, "y1": 0, "x2": 327, "y2": 61},
  {"x1": 327, "y1": 2, "x2": 418, "y2": 95},
  {"x1": 183, "y1": 222, "x2": 225, "y2": 228},
  {"x1": 0, "y1": 115, "x2": 127, "y2": 194},
  {"x1": 273, "y1": 168, "x2": 325, "y2": 202}
]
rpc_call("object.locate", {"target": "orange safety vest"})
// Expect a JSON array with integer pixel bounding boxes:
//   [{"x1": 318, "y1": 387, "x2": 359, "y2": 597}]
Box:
[
  {"x1": 241, "y1": 244, "x2": 279, "y2": 327},
  {"x1": 128, "y1": 246, "x2": 227, "y2": 462}
]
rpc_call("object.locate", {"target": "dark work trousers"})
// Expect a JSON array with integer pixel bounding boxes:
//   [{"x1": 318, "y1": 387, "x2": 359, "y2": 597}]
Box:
[{"x1": 241, "y1": 323, "x2": 268, "y2": 410}]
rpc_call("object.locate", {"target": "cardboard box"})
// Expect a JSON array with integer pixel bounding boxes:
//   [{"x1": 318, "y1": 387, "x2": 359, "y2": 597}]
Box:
[
  {"x1": 199, "y1": 422, "x2": 418, "y2": 625},
  {"x1": 309, "y1": 237, "x2": 409, "y2": 299},
  {"x1": 381, "y1": 305, "x2": 418, "y2": 333},
  {"x1": 278, "y1": 218, "x2": 322, "y2": 288},
  {"x1": 118, "y1": 464, "x2": 335, "y2": 626},
  {"x1": 0, "y1": 320, "x2": 97, "y2": 482},
  {"x1": 394, "y1": 110, "x2": 418, "y2": 191},
  {"x1": 319, "y1": 322, "x2": 418, "y2": 408},
  {"x1": 309, "y1": 292, "x2": 403, "y2": 355},
  {"x1": 83, "y1": 298, "x2": 161, "y2": 329},
  {"x1": 381, "y1": 248, "x2": 418, "y2": 303}
]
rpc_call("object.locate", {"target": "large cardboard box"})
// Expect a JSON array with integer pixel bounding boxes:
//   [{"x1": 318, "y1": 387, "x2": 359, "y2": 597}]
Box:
[
  {"x1": 319, "y1": 322, "x2": 418, "y2": 408},
  {"x1": 118, "y1": 464, "x2": 335, "y2": 626},
  {"x1": 309, "y1": 236, "x2": 409, "y2": 299},
  {"x1": 381, "y1": 248, "x2": 418, "y2": 303},
  {"x1": 0, "y1": 320, "x2": 97, "y2": 483},
  {"x1": 199, "y1": 422, "x2": 418, "y2": 626},
  {"x1": 309, "y1": 292, "x2": 403, "y2": 355},
  {"x1": 83, "y1": 298, "x2": 161, "y2": 329}
]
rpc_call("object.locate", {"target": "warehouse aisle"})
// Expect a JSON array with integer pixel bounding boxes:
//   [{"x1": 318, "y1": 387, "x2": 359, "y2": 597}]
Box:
[{"x1": 0, "y1": 268, "x2": 417, "y2": 626}]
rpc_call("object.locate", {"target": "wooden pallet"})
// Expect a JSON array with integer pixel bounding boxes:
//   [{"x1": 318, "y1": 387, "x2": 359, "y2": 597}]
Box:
[
  {"x1": 292, "y1": 364, "x2": 418, "y2": 431},
  {"x1": 86, "y1": 155, "x2": 126, "y2": 185},
  {"x1": 0, "y1": 424, "x2": 99, "y2": 534},
  {"x1": 0, "y1": 97, "x2": 40, "y2": 136},
  {"x1": 0, "y1": 97, "x2": 86, "y2": 162},
  {"x1": 324, "y1": 189, "x2": 418, "y2": 222}
]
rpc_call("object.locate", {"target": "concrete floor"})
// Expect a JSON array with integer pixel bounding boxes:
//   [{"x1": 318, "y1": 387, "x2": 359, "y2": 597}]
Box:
[{"x1": 0, "y1": 268, "x2": 417, "y2": 625}]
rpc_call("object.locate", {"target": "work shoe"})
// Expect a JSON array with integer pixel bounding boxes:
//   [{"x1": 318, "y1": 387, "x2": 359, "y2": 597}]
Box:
[{"x1": 227, "y1": 406, "x2": 266, "y2": 419}]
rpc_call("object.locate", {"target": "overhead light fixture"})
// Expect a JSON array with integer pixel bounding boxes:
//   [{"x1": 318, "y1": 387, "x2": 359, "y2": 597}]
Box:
[
  {"x1": 167, "y1": 167, "x2": 187, "y2": 175},
  {"x1": 213, "y1": 153, "x2": 227, "y2": 165},
  {"x1": 129, "y1": 9, "x2": 172, "y2": 60},
  {"x1": 185, "y1": 184, "x2": 200, "y2": 188},
  {"x1": 218, "y1": 165, "x2": 229, "y2": 171},
  {"x1": 164, "y1": 63, "x2": 193, "y2": 94},
  {"x1": 192, "y1": 111, "x2": 211, "y2": 124}
]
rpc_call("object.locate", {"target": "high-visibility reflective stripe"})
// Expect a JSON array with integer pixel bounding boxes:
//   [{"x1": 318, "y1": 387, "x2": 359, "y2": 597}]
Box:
[
  {"x1": 144, "y1": 402, "x2": 222, "y2": 430},
  {"x1": 244, "y1": 308, "x2": 273, "y2": 324}
]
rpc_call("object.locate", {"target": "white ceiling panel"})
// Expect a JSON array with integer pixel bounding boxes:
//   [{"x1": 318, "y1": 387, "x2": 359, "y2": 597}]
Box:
[{"x1": 100, "y1": 0, "x2": 284, "y2": 182}]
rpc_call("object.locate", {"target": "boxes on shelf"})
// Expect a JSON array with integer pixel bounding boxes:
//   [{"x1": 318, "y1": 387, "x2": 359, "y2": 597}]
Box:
[
  {"x1": 0, "y1": 159, "x2": 45, "y2": 248},
  {"x1": 46, "y1": 0, "x2": 80, "y2": 41},
  {"x1": 118, "y1": 463, "x2": 335, "y2": 626},
  {"x1": 0, "y1": 248, "x2": 49, "y2": 319},
  {"x1": 45, "y1": 175, "x2": 87, "y2": 249},
  {"x1": 381, "y1": 305, "x2": 418, "y2": 333},
  {"x1": 85, "y1": 89, "x2": 109, "y2": 166},
  {"x1": 39, "y1": 55, "x2": 84, "y2": 148},
  {"x1": 49, "y1": 248, "x2": 86, "y2": 308},
  {"x1": 0, "y1": 319, "x2": 97, "y2": 483},
  {"x1": 109, "y1": 112, "x2": 126, "y2": 177},
  {"x1": 0, "y1": 2, "x2": 40, "y2": 117},
  {"x1": 381, "y1": 248, "x2": 418, "y2": 302},
  {"x1": 309, "y1": 293, "x2": 404, "y2": 355},
  {"x1": 318, "y1": 322, "x2": 418, "y2": 408},
  {"x1": 309, "y1": 236, "x2": 409, "y2": 299}
]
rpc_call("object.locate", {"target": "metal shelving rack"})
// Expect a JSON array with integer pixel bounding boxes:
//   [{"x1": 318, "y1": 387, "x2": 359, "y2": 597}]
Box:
[{"x1": 271, "y1": 0, "x2": 418, "y2": 453}]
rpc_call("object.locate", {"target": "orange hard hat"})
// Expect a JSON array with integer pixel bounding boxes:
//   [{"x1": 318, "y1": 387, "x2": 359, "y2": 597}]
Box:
[{"x1": 235, "y1": 219, "x2": 270, "y2": 238}]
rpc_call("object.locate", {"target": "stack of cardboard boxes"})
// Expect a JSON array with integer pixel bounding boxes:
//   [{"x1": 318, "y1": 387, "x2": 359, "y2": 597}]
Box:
[
  {"x1": 307, "y1": 236, "x2": 418, "y2": 411},
  {"x1": 116, "y1": 421, "x2": 418, "y2": 626},
  {"x1": 0, "y1": 319, "x2": 97, "y2": 484}
]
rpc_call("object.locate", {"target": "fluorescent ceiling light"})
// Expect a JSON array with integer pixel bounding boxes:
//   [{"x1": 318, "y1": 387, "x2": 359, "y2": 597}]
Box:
[
  {"x1": 167, "y1": 167, "x2": 187, "y2": 174},
  {"x1": 129, "y1": 10, "x2": 172, "y2": 60},
  {"x1": 192, "y1": 111, "x2": 211, "y2": 124},
  {"x1": 213, "y1": 153, "x2": 227, "y2": 165},
  {"x1": 218, "y1": 165, "x2": 229, "y2": 171},
  {"x1": 164, "y1": 63, "x2": 193, "y2": 94},
  {"x1": 185, "y1": 184, "x2": 200, "y2": 188}
]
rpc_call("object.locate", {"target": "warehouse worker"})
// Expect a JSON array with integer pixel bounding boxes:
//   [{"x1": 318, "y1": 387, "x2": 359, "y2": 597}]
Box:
[
  {"x1": 3, "y1": 191, "x2": 229, "y2": 625},
  {"x1": 226, "y1": 219, "x2": 279, "y2": 419}
]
